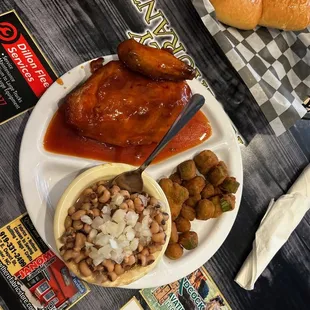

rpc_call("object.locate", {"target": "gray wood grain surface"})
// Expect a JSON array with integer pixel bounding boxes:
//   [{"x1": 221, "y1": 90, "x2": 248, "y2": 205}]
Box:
[{"x1": 0, "y1": 0, "x2": 309, "y2": 309}]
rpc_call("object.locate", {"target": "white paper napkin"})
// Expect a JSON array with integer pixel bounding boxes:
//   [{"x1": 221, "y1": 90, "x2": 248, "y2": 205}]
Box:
[{"x1": 234, "y1": 164, "x2": 310, "y2": 290}]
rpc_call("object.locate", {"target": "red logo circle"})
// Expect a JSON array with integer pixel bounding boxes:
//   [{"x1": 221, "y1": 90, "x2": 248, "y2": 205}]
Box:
[{"x1": 0, "y1": 22, "x2": 18, "y2": 43}]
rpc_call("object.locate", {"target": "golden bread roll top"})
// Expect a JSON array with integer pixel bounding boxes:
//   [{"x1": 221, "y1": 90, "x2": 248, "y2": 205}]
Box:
[
  {"x1": 210, "y1": 0, "x2": 262, "y2": 30},
  {"x1": 259, "y1": 0, "x2": 310, "y2": 30},
  {"x1": 210, "y1": 0, "x2": 310, "y2": 31}
]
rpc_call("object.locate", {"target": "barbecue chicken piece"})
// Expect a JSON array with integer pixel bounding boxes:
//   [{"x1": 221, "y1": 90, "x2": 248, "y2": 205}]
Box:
[
  {"x1": 65, "y1": 61, "x2": 191, "y2": 147},
  {"x1": 117, "y1": 39, "x2": 196, "y2": 81}
]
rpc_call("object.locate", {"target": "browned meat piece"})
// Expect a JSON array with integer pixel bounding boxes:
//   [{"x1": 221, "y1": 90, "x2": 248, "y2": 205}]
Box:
[
  {"x1": 65, "y1": 61, "x2": 191, "y2": 147},
  {"x1": 117, "y1": 39, "x2": 195, "y2": 81}
]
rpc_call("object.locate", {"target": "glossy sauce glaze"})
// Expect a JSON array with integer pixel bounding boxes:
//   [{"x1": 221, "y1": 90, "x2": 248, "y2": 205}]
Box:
[{"x1": 44, "y1": 105, "x2": 212, "y2": 166}]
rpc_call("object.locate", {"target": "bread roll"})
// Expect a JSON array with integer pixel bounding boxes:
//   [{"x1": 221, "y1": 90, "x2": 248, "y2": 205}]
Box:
[
  {"x1": 210, "y1": 0, "x2": 262, "y2": 30},
  {"x1": 210, "y1": 0, "x2": 310, "y2": 31},
  {"x1": 260, "y1": 0, "x2": 310, "y2": 30}
]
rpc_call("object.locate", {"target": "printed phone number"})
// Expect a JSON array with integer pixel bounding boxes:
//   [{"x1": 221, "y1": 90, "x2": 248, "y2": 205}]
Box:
[{"x1": 0, "y1": 231, "x2": 26, "y2": 267}]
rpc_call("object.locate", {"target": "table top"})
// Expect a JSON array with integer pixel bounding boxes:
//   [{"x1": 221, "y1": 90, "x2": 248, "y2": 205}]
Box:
[{"x1": 0, "y1": 0, "x2": 309, "y2": 309}]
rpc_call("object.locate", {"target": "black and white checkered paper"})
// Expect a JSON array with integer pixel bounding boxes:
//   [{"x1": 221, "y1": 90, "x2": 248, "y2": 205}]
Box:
[{"x1": 193, "y1": 0, "x2": 310, "y2": 136}]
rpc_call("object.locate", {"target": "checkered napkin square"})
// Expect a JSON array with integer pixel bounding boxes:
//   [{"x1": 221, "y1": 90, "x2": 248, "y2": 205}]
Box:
[{"x1": 192, "y1": 0, "x2": 310, "y2": 136}]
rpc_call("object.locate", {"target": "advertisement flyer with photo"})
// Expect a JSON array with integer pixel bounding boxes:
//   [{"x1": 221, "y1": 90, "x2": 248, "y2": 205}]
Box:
[
  {"x1": 0, "y1": 213, "x2": 89, "y2": 310},
  {"x1": 140, "y1": 267, "x2": 231, "y2": 310}
]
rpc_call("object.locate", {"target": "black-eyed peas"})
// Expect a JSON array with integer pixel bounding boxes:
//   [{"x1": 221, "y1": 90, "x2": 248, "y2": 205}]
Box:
[
  {"x1": 87, "y1": 229, "x2": 97, "y2": 242},
  {"x1": 163, "y1": 212, "x2": 169, "y2": 221},
  {"x1": 80, "y1": 202, "x2": 91, "y2": 211},
  {"x1": 68, "y1": 206, "x2": 76, "y2": 215},
  {"x1": 60, "y1": 179, "x2": 170, "y2": 283},
  {"x1": 119, "y1": 190, "x2": 130, "y2": 198},
  {"x1": 94, "y1": 270, "x2": 108, "y2": 284},
  {"x1": 63, "y1": 249, "x2": 79, "y2": 261},
  {"x1": 149, "y1": 197, "x2": 158, "y2": 206},
  {"x1": 146, "y1": 255, "x2": 155, "y2": 265},
  {"x1": 148, "y1": 243, "x2": 162, "y2": 254},
  {"x1": 65, "y1": 242, "x2": 74, "y2": 250},
  {"x1": 74, "y1": 252, "x2": 87, "y2": 264},
  {"x1": 130, "y1": 193, "x2": 138, "y2": 200},
  {"x1": 150, "y1": 221, "x2": 160, "y2": 234},
  {"x1": 154, "y1": 213, "x2": 163, "y2": 224},
  {"x1": 123, "y1": 255, "x2": 136, "y2": 266},
  {"x1": 83, "y1": 224, "x2": 92, "y2": 234},
  {"x1": 99, "y1": 190, "x2": 110, "y2": 203},
  {"x1": 114, "y1": 264, "x2": 125, "y2": 275},
  {"x1": 108, "y1": 272, "x2": 118, "y2": 282},
  {"x1": 97, "y1": 185, "x2": 106, "y2": 195},
  {"x1": 64, "y1": 216, "x2": 72, "y2": 229},
  {"x1": 73, "y1": 220, "x2": 83, "y2": 230},
  {"x1": 95, "y1": 272, "x2": 108, "y2": 284},
  {"x1": 137, "y1": 254, "x2": 147, "y2": 266},
  {"x1": 71, "y1": 210, "x2": 86, "y2": 220},
  {"x1": 119, "y1": 202, "x2": 128, "y2": 211},
  {"x1": 83, "y1": 188, "x2": 93, "y2": 196},
  {"x1": 102, "y1": 259, "x2": 115, "y2": 272},
  {"x1": 90, "y1": 193, "x2": 98, "y2": 204},
  {"x1": 134, "y1": 197, "x2": 144, "y2": 213},
  {"x1": 141, "y1": 248, "x2": 149, "y2": 256},
  {"x1": 92, "y1": 208, "x2": 100, "y2": 217},
  {"x1": 126, "y1": 199, "x2": 135, "y2": 210},
  {"x1": 79, "y1": 260, "x2": 92, "y2": 277},
  {"x1": 74, "y1": 233, "x2": 86, "y2": 252},
  {"x1": 152, "y1": 232, "x2": 165, "y2": 243},
  {"x1": 86, "y1": 257, "x2": 92, "y2": 266},
  {"x1": 94, "y1": 265, "x2": 104, "y2": 271},
  {"x1": 110, "y1": 185, "x2": 120, "y2": 195}
]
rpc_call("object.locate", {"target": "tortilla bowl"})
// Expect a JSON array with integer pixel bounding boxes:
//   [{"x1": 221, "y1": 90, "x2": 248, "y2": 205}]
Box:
[{"x1": 54, "y1": 163, "x2": 171, "y2": 287}]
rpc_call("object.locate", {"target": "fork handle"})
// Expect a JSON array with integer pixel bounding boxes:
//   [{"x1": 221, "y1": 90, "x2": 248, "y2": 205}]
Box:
[{"x1": 138, "y1": 94, "x2": 205, "y2": 172}]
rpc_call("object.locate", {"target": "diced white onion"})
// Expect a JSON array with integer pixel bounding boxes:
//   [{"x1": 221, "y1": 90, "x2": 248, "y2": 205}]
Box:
[
  {"x1": 130, "y1": 238, "x2": 139, "y2": 251},
  {"x1": 126, "y1": 211, "x2": 139, "y2": 227},
  {"x1": 138, "y1": 194, "x2": 148, "y2": 207},
  {"x1": 112, "y1": 209, "x2": 126, "y2": 223},
  {"x1": 81, "y1": 215, "x2": 93, "y2": 225},
  {"x1": 91, "y1": 216, "x2": 104, "y2": 229},
  {"x1": 101, "y1": 205, "x2": 111, "y2": 214}
]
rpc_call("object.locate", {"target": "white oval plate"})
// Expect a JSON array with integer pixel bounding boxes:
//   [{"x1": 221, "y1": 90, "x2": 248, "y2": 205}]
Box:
[{"x1": 19, "y1": 55, "x2": 243, "y2": 289}]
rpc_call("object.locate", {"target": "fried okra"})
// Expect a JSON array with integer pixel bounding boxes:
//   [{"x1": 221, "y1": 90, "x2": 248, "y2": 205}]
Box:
[
  {"x1": 221, "y1": 194, "x2": 236, "y2": 211},
  {"x1": 185, "y1": 194, "x2": 201, "y2": 208},
  {"x1": 214, "y1": 187, "x2": 223, "y2": 196},
  {"x1": 194, "y1": 150, "x2": 219, "y2": 175},
  {"x1": 165, "y1": 243, "x2": 183, "y2": 260},
  {"x1": 177, "y1": 160, "x2": 196, "y2": 180},
  {"x1": 159, "y1": 178, "x2": 189, "y2": 220},
  {"x1": 183, "y1": 176, "x2": 205, "y2": 196},
  {"x1": 201, "y1": 183, "x2": 215, "y2": 199},
  {"x1": 207, "y1": 161, "x2": 228, "y2": 186},
  {"x1": 179, "y1": 231, "x2": 198, "y2": 250},
  {"x1": 175, "y1": 216, "x2": 191, "y2": 232},
  {"x1": 196, "y1": 199, "x2": 215, "y2": 220},
  {"x1": 181, "y1": 205, "x2": 196, "y2": 221},
  {"x1": 169, "y1": 172, "x2": 182, "y2": 185},
  {"x1": 220, "y1": 177, "x2": 240, "y2": 194},
  {"x1": 209, "y1": 196, "x2": 223, "y2": 217}
]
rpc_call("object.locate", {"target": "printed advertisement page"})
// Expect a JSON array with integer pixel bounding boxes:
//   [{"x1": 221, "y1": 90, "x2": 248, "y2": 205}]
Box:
[
  {"x1": 0, "y1": 213, "x2": 89, "y2": 310},
  {"x1": 140, "y1": 267, "x2": 231, "y2": 310}
]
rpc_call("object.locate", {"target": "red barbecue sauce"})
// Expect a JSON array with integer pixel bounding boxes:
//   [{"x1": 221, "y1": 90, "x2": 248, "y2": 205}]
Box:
[{"x1": 44, "y1": 105, "x2": 212, "y2": 166}]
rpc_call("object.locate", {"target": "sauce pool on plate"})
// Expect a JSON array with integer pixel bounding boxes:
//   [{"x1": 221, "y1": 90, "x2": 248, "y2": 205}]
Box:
[{"x1": 43, "y1": 105, "x2": 212, "y2": 165}]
